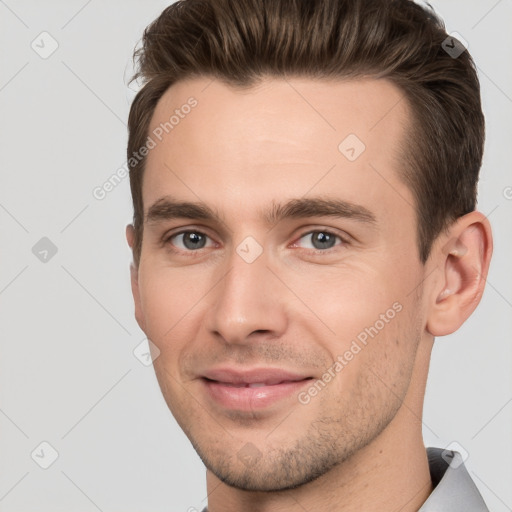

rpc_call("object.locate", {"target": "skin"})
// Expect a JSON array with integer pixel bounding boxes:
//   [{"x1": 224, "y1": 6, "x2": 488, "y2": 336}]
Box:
[{"x1": 126, "y1": 76, "x2": 492, "y2": 512}]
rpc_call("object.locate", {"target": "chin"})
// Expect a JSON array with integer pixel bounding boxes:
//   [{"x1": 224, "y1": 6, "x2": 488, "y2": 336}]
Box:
[{"x1": 193, "y1": 435, "x2": 344, "y2": 492}]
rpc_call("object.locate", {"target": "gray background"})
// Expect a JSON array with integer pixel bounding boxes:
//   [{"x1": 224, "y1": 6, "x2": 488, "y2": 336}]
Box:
[{"x1": 1, "y1": 0, "x2": 511, "y2": 510}]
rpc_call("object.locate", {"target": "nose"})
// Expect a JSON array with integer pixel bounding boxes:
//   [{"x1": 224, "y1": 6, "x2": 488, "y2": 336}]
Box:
[{"x1": 203, "y1": 242, "x2": 288, "y2": 346}]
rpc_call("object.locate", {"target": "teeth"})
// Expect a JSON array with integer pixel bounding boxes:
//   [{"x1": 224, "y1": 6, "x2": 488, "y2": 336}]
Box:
[{"x1": 247, "y1": 383, "x2": 267, "y2": 388}]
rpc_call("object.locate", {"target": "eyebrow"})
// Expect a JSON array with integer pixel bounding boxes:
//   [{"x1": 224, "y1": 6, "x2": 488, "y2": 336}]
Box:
[{"x1": 145, "y1": 195, "x2": 377, "y2": 227}]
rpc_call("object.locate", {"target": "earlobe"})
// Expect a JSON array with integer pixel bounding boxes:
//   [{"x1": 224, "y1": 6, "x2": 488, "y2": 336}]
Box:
[{"x1": 426, "y1": 211, "x2": 493, "y2": 337}]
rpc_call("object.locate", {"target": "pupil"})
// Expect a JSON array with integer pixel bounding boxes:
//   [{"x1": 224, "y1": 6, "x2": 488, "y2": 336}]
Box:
[
  {"x1": 184, "y1": 232, "x2": 205, "y2": 249},
  {"x1": 313, "y1": 232, "x2": 335, "y2": 250}
]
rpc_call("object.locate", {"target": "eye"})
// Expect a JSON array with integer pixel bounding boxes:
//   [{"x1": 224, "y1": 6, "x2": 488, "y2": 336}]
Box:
[
  {"x1": 164, "y1": 228, "x2": 348, "y2": 256},
  {"x1": 166, "y1": 230, "x2": 215, "y2": 252},
  {"x1": 293, "y1": 230, "x2": 346, "y2": 252}
]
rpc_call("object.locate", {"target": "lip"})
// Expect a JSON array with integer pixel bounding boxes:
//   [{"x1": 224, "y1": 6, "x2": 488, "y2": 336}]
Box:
[{"x1": 200, "y1": 367, "x2": 313, "y2": 410}]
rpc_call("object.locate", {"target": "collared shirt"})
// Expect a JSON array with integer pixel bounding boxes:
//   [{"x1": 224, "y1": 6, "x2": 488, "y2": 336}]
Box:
[
  {"x1": 201, "y1": 447, "x2": 489, "y2": 511},
  {"x1": 418, "y1": 447, "x2": 489, "y2": 511}
]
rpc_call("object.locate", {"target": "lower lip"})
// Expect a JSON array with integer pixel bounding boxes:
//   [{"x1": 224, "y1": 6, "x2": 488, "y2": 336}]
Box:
[{"x1": 201, "y1": 378, "x2": 312, "y2": 410}]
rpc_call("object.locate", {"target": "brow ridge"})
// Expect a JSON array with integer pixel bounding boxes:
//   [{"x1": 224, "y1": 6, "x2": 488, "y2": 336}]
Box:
[{"x1": 145, "y1": 195, "x2": 377, "y2": 227}]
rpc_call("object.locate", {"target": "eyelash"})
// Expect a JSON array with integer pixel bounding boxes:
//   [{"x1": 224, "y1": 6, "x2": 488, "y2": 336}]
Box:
[{"x1": 163, "y1": 228, "x2": 349, "y2": 257}]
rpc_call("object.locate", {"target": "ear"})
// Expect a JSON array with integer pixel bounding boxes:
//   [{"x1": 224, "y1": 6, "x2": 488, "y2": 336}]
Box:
[
  {"x1": 126, "y1": 224, "x2": 146, "y2": 332},
  {"x1": 426, "y1": 211, "x2": 493, "y2": 337}
]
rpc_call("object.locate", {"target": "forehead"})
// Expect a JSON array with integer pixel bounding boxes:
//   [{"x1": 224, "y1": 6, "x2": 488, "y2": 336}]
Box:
[{"x1": 143, "y1": 76, "x2": 414, "y2": 223}]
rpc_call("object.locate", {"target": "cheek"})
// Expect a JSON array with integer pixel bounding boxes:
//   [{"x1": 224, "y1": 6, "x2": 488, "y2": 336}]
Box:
[
  {"x1": 320, "y1": 303, "x2": 421, "y2": 432},
  {"x1": 137, "y1": 265, "x2": 203, "y2": 348},
  {"x1": 306, "y1": 265, "x2": 420, "y2": 380},
  {"x1": 298, "y1": 266, "x2": 400, "y2": 338}
]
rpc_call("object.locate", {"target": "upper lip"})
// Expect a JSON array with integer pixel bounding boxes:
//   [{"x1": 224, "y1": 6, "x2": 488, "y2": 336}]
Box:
[{"x1": 201, "y1": 367, "x2": 312, "y2": 386}]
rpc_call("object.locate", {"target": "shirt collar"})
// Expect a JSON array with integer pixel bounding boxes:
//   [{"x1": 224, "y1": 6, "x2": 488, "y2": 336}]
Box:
[{"x1": 418, "y1": 447, "x2": 489, "y2": 511}]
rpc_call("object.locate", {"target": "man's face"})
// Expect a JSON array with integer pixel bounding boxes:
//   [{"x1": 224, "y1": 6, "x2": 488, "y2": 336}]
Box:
[{"x1": 129, "y1": 77, "x2": 431, "y2": 491}]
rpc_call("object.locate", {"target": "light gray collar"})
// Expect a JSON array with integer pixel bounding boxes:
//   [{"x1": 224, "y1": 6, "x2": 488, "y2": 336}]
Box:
[{"x1": 418, "y1": 447, "x2": 489, "y2": 511}]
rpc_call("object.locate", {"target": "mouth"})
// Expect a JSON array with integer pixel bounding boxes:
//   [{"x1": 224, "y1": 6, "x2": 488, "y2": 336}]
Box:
[
  {"x1": 202, "y1": 378, "x2": 311, "y2": 387},
  {"x1": 199, "y1": 368, "x2": 314, "y2": 411}
]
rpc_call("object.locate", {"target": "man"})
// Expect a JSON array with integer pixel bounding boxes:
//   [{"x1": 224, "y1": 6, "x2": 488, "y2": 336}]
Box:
[{"x1": 125, "y1": 0, "x2": 493, "y2": 510}]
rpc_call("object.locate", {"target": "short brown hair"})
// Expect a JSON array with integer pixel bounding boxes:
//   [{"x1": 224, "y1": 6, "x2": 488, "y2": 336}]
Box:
[{"x1": 127, "y1": 0, "x2": 485, "y2": 266}]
